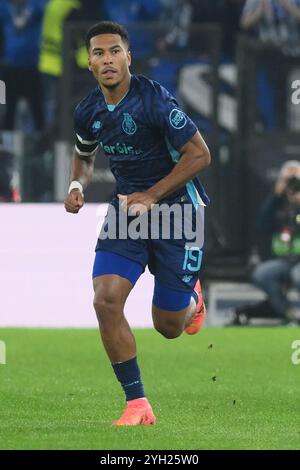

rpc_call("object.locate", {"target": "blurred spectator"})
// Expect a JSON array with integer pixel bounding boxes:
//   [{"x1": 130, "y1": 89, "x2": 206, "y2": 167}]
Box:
[
  {"x1": 157, "y1": 0, "x2": 245, "y2": 58},
  {"x1": 191, "y1": 0, "x2": 224, "y2": 23},
  {"x1": 220, "y1": 0, "x2": 245, "y2": 59},
  {"x1": 38, "y1": 0, "x2": 102, "y2": 134},
  {"x1": 189, "y1": 1, "x2": 246, "y2": 59},
  {"x1": 241, "y1": 0, "x2": 300, "y2": 47},
  {"x1": 240, "y1": 0, "x2": 300, "y2": 128},
  {"x1": 232, "y1": 160, "x2": 300, "y2": 325},
  {"x1": 102, "y1": 0, "x2": 160, "y2": 23},
  {"x1": 0, "y1": 0, "x2": 46, "y2": 132},
  {"x1": 0, "y1": 14, "x2": 3, "y2": 57},
  {"x1": 157, "y1": 0, "x2": 193, "y2": 53},
  {"x1": 0, "y1": 134, "x2": 14, "y2": 202},
  {"x1": 103, "y1": 0, "x2": 160, "y2": 57}
]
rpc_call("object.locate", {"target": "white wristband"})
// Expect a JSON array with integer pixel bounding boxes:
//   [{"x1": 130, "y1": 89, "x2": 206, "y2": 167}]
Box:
[{"x1": 68, "y1": 181, "x2": 83, "y2": 195}]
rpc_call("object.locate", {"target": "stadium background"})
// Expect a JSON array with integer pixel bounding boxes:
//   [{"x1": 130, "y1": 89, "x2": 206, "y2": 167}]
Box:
[
  {"x1": 0, "y1": 0, "x2": 300, "y2": 450},
  {"x1": 1, "y1": 0, "x2": 300, "y2": 327}
]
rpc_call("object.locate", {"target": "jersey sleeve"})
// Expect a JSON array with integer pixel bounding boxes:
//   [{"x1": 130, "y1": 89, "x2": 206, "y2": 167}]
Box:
[
  {"x1": 150, "y1": 81, "x2": 197, "y2": 151},
  {"x1": 74, "y1": 105, "x2": 99, "y2": 157}
]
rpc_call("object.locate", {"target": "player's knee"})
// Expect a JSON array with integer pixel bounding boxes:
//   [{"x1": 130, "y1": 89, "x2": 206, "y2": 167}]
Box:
[
  {"x1": 93, "y1": 291, "x2": 121, "y2": 322},
  {"x1": 153, "y1": 319, "x2": 183, "y2": 339}
]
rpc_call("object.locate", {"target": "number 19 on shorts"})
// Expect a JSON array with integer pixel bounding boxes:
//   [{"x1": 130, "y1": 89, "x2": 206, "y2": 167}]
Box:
[{"x1": 183, "y1": 246, "x2": 203, "y2": 272}]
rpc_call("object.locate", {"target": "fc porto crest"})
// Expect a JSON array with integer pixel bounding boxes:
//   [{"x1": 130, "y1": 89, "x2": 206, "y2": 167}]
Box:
[{"x1": 122, "y1": 113, "x2": 137, "y2": 135}]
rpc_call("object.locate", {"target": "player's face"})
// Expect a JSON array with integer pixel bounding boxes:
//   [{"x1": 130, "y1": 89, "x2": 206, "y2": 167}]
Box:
[{"x1": 88, "y1": 34, "x2": 131, "y2": 89}]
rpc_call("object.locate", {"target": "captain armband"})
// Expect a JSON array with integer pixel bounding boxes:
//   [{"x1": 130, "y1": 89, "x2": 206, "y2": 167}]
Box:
[{"x1": 75, "y1": 133, "x2": 98, "y2": 156}]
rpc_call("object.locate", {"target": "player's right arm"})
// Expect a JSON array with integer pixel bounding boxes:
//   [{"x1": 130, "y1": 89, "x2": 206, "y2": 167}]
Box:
[
  {"x1": 64, "y1": 149, "x2": 96, "y2": 214},
  {"x1": 64, "y1": 101, "x2": 99, "y2": 214}
]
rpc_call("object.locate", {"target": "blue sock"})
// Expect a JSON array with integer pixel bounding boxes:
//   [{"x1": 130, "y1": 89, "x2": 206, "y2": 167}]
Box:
[{"x1": 112, "y1": 357, "x2": 145, "y2": 401}]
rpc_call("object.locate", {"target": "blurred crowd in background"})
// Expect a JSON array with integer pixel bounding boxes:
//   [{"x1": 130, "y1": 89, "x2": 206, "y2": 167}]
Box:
[
  {"x1": 2, "y1": 0, "x2": 300, "y2": 137},
  {"x1": 0, "y1": 0, "x2": 300, "y2": 324},
  {"x1": 0, "y1": 0, "x2": 245, "y2": 137},
  {"x1": 1, "y1": 1, "x2": 300, "y2": 143}
]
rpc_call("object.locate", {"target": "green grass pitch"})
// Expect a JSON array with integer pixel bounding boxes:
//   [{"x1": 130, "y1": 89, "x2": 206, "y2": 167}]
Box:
[{"x1": 0, "y1": 327, "x2": 300, "y2": 450}]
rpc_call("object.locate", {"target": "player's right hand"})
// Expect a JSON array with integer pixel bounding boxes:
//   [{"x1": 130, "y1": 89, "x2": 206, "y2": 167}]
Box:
[{"x1": 64, "y1": 189, "x2": 84, "y2": 214}]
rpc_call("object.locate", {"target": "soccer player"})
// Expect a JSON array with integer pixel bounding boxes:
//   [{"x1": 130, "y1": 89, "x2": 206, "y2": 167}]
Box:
[{"x1": 64, "y1": 21, "x2": 211, "y2": 426}]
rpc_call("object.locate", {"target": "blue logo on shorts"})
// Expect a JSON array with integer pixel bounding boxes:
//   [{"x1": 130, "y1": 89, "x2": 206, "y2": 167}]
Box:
[
  {"x1": 92, "y1": 120, "x2": 102, "y2": 130},
  {"x1": 122, "y1": 113, "x2": 137, "y2": 135},
  {"x1": 169, "y1": 109, "x2": 187, "y2": 129}
]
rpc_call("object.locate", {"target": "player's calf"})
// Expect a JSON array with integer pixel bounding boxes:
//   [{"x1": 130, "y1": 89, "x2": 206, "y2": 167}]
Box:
[{"x1": 93, "y1": 274, "x2": 136, "y2": 362}]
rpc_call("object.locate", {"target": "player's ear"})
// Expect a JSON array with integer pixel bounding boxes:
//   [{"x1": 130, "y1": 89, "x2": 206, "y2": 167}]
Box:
[
  {"x1": 127, "y1": 50, "x2": 131, "y2": 66},
  {"x1": 88, "y1": 55, "x2": 92, "y2": 72}
]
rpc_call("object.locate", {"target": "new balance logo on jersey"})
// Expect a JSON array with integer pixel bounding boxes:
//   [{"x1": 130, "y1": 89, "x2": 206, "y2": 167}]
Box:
[
  {"x1": 100, "y1": 141, "x2": 142, "y2": 156},
  {"x1": 92, "y1": 120, "x2": 102, "y2": 130},
  {"x1": 182, "y1": 275, "x2": 193, "y2": 283}
]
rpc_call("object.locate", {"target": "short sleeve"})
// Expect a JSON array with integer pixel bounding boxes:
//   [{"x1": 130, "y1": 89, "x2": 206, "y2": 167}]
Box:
[
  {"x1": 74, "y1": 105, "x2": 98, "y2": 156},
  {"x1": 150, "y1": 82, "x2": 197, "y2": 151}
]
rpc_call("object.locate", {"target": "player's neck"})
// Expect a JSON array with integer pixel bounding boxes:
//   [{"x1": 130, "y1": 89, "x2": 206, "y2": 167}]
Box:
[{"x1": 100, "y1": 74, "x2": 131, "y2": 105}]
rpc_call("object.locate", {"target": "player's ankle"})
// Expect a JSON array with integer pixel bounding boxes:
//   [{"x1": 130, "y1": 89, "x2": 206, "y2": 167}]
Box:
[{"x1": 127, "y1": 397, "x2": 148, "y2": 405}]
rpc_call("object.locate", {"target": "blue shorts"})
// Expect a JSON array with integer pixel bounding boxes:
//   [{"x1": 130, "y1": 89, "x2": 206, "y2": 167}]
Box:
[
  {"x1": 92, "y1": 251, "x2": 197, "y2": 311},
  {"x1": 93, "y1": 194, "x2": 204, "y2": 307}
]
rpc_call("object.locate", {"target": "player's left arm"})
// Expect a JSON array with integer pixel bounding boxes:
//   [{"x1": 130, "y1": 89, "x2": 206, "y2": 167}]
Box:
[
  {"x1": 147, "y1": 130, "x2": 210, "y2": 202},
  {"x1": 118, "y1": 131, "x2": 210, "y2": 212}
]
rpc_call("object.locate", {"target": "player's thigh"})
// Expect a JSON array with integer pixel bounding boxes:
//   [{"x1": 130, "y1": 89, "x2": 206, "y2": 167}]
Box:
[
  {"x1": 150, "y1": 231, "x2": 202, "y2": 329},
  {"x1": 92, "y1": 250, "x2": 144, "y2": 309},
  {"x1": 149, "y1": 197, "x2": 204, "y2": 292},
  {"x1": 149, "y1": 237, "x2": 203, "y2": 301},
  {"x1": 152, "y1": 280, "x2": 193, "y2": 331},
  {"x1": 152, "y1": 305, "x2": 189, "y2": 334}
]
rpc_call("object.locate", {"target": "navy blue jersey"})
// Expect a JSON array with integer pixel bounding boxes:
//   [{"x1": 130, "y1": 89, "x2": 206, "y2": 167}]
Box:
[{"x1": 74, "y1": 74, "x2": 209, "y2": 206}]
